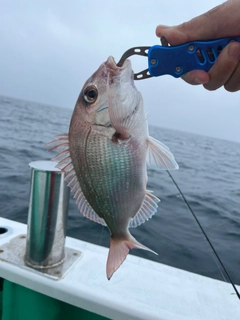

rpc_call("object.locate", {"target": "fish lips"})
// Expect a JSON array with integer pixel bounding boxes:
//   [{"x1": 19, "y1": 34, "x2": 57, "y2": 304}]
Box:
[{"x1": 106, "y1": 56, "x2": 134, "y2": 83}]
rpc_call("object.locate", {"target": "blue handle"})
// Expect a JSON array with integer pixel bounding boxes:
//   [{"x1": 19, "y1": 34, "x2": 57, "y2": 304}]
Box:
[{"x1": 148, "y1": 37, "x2": 240, "y2": 78}]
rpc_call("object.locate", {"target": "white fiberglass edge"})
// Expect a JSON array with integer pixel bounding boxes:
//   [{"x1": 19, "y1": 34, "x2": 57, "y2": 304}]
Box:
[{"x1": 0, "y1": 217, "x2": 239, "y2": 320}]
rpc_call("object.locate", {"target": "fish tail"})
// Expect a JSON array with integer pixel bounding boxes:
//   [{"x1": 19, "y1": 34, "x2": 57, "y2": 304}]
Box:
[{"x1": 106, "y1": 235, "x2": 157, "y2": 280}]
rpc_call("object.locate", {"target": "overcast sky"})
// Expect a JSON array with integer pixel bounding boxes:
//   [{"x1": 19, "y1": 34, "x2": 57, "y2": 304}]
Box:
[{"x1": 1, "y1": 0, "x2": 239, "y2": 142}]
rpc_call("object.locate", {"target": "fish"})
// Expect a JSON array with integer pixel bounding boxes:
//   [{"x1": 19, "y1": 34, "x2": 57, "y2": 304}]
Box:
[{"x1": 48, "y1": 56, "x2": 179, "y2": 280}]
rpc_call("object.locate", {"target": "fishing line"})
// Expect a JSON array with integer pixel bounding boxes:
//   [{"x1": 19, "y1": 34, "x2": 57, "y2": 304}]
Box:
[{"x1": 166, "y1": 170, "x2": 240, "y2": 300}]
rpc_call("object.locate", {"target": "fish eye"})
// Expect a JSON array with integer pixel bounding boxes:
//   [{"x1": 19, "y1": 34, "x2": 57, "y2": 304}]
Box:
[{"x1": 83, "y1": 85, "x2": 98, "y2": 104}]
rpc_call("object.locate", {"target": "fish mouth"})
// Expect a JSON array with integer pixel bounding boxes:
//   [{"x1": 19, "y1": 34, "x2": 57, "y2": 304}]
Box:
[
  {"x1": 106, "y1": 56, "x2": 133, "y2": 83},
  {"x1": 106, "y1": 56, "x2": 130, "y2": 71}
]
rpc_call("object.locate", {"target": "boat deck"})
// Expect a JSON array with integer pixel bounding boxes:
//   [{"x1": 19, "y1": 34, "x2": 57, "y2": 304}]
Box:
[{"x1": 0, "y1": 217, "x2": 239, "y2": 320}]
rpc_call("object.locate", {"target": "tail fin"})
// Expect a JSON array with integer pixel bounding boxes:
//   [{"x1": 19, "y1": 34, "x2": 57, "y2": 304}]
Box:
[{"x1": 106, "y1": 235, "x2": 157, "y2": 280}]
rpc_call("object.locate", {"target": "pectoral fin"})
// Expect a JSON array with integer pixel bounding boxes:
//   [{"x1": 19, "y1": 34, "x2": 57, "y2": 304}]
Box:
[{"x1": 147, "y1": 136, "x2": 179, "y2": 170}]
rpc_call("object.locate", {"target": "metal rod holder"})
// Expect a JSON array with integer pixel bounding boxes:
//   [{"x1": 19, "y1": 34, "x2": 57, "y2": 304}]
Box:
[{"x1": 25, "y1": 161, "x2": 70, "y2": 269}]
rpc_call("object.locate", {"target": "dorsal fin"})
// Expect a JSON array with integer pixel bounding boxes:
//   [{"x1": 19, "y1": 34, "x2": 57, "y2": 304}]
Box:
[
  {"x1": 47, "y1": 134, "x2": 107, "y2": 227},
  {"x1": 129, "y1": 190, "x2": 160, "y2": 228},
  {"x1": 147, "y1": 136, "x2": 179, "y2": 170}
]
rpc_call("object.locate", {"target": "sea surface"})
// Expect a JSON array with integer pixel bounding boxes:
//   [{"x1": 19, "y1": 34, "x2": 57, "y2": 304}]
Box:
[{"x1": 1, "y1": 95, "x2": 240, "y2": 286}]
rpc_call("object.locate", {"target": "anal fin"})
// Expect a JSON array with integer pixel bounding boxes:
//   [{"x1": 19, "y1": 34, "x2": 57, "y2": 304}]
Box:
[{"x1": 129, "y1": 190, "x2": 160, "y2": 228}]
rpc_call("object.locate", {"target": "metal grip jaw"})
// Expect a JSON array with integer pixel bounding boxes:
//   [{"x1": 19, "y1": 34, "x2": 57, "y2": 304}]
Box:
[
  {"x1": 117, "y1": 46, "x2": 151, "y2": 80},
  {"x1": 117, "y1": 36, "x2": 240, "y2": 80}
]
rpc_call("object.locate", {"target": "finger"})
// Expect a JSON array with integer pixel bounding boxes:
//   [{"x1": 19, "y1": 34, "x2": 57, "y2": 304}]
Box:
[
  {"x1": 156, "y1": 1, "x2": 240, "y2": 45},
  {"x1": 204, "y1": 41, "x2": 240, "y2": 91},
  {"x1": 181, "y1": 70, "x2": 210, "y2": 85},
  {"x1": 156, "y1": 24, "x2": 189, "y2": 45},
  {"x1": 224, "y1": 62, "x2": 240, "y2": 92}
]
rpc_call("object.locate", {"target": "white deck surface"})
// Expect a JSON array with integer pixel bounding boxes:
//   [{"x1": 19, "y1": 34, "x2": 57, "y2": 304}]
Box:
[{"x1": 0, "y1": 217, "x2": 239, "y2": 320}]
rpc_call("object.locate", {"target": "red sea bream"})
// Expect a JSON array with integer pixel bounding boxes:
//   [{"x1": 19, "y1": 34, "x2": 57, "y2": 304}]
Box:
[{"x1": 48, "y1": 56, "x2": 179, "y2": 279}]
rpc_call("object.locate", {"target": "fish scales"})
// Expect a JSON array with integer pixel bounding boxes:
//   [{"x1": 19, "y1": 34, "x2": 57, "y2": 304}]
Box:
[{"x1": 71, "y1": 127, "x2": 146, "y2": 234}]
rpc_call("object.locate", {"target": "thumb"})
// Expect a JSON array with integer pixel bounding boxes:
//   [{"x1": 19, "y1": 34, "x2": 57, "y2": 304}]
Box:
[{"x1": 156, "y1": 1, "x2": 240, "y2": 45}]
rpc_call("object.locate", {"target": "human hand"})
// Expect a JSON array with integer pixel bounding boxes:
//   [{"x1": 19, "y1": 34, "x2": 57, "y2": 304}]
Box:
[{"x1": 156, "y1": 0, "x2": 240, "y2": 92}]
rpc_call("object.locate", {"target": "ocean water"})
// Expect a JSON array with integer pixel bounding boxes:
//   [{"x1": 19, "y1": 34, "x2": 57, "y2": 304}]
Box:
[{"x1": 1, "y1": 95, "x2": 240, "y2": 286}]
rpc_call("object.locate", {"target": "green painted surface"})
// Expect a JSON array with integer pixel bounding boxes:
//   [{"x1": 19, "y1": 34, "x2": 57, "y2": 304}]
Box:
[{"x1": 0, "y1": 278, "x2": 108, "y2": 320}]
